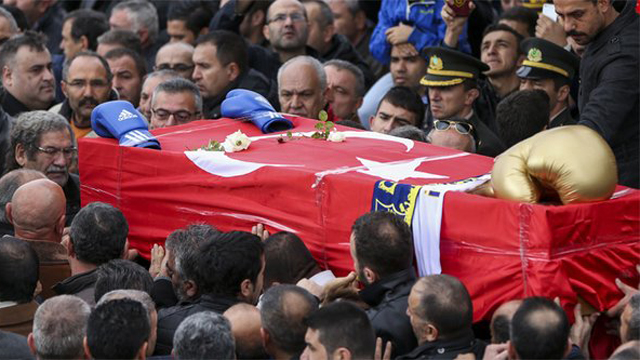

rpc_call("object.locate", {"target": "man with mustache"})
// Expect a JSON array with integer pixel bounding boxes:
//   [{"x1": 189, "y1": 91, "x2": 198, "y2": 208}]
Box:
[
  {"x1": 554, "y1": 0, "x2": 639, "y2": 188},
  {"x1": 55, "y1": 52, "x2": 115, "y2": 139},
  {"x1": 4, "y1": 111, "x2": 80, "y2": 226},
  {"x1": 0, "y1": 31, "x2": 56, "y2": 117}
]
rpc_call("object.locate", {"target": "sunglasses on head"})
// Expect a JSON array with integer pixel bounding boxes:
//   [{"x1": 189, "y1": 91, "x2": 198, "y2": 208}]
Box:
[{"x1": 434, "y1": 120, "x2": 474, "y2": 135}]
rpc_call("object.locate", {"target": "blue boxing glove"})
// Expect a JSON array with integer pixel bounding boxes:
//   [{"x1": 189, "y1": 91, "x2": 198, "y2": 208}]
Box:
[
  {"x1": 91, "y1": 100, "x2": 161, "y2": 149},
  {"x1": 221, "y1": 89, "x2": 293, "y2": 133}
]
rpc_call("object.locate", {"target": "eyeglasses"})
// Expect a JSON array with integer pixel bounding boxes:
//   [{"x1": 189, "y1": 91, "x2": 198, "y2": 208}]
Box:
[
  {"x1": 155, "y1": 63, "x2": 194, "y2": 73},
  {"x1": 36, "y1": 146, "x2": 77, "y2": 158},
  {"x1": 434, "y1": 120, "x2": 474, "y2": 135},
  {"x1": 267, "y1": 12, "x2": 306, "y2": 24},
  {"x1": 65, "y1": 79, "x2": 109, "y2": 89},
  {"x1": 151, "y1": 108, "x2": 200, "y2": 123}
]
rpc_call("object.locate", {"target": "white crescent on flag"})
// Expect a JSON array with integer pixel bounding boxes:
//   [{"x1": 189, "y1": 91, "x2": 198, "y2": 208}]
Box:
[{"x1": 185, "y1": 131, "x2": 447, "y2": 179}]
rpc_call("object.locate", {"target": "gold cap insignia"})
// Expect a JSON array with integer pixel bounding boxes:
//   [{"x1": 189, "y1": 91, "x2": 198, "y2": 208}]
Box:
[
  {"x1": 429, "y1": 55, "x2": 443, "y2": 71},
  {"x1": 527, "y1": 47, "x2": 542, "y2": 62}
]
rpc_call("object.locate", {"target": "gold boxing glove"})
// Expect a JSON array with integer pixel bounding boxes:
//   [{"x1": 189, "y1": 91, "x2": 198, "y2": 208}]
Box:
[{"x1": 491, "y1": 125, "x2": 617, "y2": 204}]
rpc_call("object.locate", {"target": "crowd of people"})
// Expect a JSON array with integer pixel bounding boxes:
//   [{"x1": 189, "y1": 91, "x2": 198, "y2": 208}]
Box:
[{"x1": 0, "y1": 0, "x2": 638, "y2": 359}]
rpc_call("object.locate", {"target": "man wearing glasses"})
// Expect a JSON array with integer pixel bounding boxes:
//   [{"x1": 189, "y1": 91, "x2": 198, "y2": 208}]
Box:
[
  {"x1": 149, "y1": 78, "x2": 202, "y2": 130},
  {"x1": 154, "y1": 42, "x2": 195, "y2": 80},
  {"x1": 4, "y1": 111, "x2": 80, "y2": 225},
  {"x1": 422, "y1": 47, "x2": 505, "y2": 157},
  {"x1": 56, "y1": 52, "x2": 115, "y2": 139},
  {"x1": 263, "y1": 0, "x2": 319, "y2": 65}
]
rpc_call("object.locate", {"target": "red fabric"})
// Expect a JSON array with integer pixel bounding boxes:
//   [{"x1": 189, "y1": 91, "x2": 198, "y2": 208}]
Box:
[{"x1": 79, "y1": 118, "x2": 640, "y2": 323}]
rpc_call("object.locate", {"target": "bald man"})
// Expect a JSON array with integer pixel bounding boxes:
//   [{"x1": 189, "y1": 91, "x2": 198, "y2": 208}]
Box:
[
  {"x1": 6, "y1": 178, "x2": 69, "y2": 300},
  {"x1": 0, "y1": 169, "x2": 46, "y2": 236},
  {"x1": 224, "y1": 303, "x2": 269, "y2": 359},
  {"x1": 490, "y1": 300, "x2": 522, "y2": 344},
  {"x1": 154, "y1": 42, "x2": 195, "y2": 80},
  {"x1": 6, "y1": 178, "x2": 66, "y2": 243}
]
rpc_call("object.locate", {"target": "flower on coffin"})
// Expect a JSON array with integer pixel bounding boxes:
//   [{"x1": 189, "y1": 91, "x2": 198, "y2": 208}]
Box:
[
  {"x1": 223, "y1": 130, "x2": 252, "y2": 152},
  {"x1": 196, "y1": 139, "x2": 224, "y2": 152},
  {"x1": 194, "y1": 131, "x2": 251, "y2": 152},
  {"x1": 327, "y1": 131, "x2": 346, "y2": 142},
  {"x1": 278, "y1": 110, "x2": 346, "y2": 143}
]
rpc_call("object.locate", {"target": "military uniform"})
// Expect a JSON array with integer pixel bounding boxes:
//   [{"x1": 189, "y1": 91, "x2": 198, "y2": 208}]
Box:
[
  {"x1": 549, "y1": 108, "x2": 577, "y2": 129},
  {"x1": 421, "y1": 47, "x2": 506, "y2": 157},
  {"x1": 516, "y1": 38, "x2": 580, "y2": 129}
]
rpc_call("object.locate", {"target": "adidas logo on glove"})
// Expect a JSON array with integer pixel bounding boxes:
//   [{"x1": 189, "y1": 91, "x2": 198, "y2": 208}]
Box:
[
  {"x1": 117, "y1": 109, "x2": 137, "y2": 122},
  {"x1": 91, "y1": 100, "x2": 161, "y2": 149}
]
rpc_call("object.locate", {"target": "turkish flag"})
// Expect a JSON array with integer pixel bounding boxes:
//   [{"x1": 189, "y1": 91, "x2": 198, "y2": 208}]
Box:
[{"x1": 79, "y1": 117, "x2": 639, "y2": 322}]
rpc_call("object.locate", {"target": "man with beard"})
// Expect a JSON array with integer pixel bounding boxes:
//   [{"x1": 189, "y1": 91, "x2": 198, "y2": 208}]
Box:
[
  {"x1": 0, "y1": 31, "x2": 56, "y2": 117},
  {"x1": 4, "y1": 111, "x2": 80, "y2": 225},
  {"x1": 327, "y1": 211, "x2": 418, "y2": 358},
  {"x1": 554, "y1": 0, "x2": 639, "y2": 188},
  {"x1": 54, "y1": 52, "x2": 115, "y2": 139}
]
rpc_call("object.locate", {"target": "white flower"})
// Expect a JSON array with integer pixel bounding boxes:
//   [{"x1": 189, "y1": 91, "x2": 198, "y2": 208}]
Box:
[
  {"x1": 223, "y1": 130, "x2": 252, "y2": 152},
  {"x1": 327, "y1": 131, "x2": 346, "y2": 142}
]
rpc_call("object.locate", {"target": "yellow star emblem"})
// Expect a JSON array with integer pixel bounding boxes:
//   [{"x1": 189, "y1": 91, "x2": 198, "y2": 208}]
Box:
[
  {"x1": 527, "y1": 47, "x2": 543, "y2": 62},
  {"x1": 429, "y1": 55, "x2": 444, "y2": 71}
]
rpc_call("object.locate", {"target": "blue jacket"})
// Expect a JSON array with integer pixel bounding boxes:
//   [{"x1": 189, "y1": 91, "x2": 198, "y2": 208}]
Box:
[{"x1": 370, "y1": 0, "x2": 471, "y2": 64}]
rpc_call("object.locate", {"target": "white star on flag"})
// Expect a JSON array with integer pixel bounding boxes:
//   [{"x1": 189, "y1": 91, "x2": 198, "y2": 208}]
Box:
[{"x1": 355, "y1": 153, "x2": 471, "y2": 182}]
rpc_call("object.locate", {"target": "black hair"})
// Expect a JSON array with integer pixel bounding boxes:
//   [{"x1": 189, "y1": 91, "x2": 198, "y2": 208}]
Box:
[
  {"x1": 376, "y1": 86, "x2": 425, "y2": 130},
  {"x1": 0, "y1": 236, "x2": 39, "y2": 303},
  {"x1": 491, "y1": 314, "x2": 511, "y2": 343},
  {"x1": 104, "y1": 47, "x2": 148, "y2": 78},
  {"x1": 196, "y1": 30, "x2": 248, "y2": 75},
  {"x1": 183, "y1": 231, "x2": 264, "y2": 297},
  {"x1": 65, "y1": 9, "x2": 109, "y2": 51},
  {"x1": 351, "y1": 211, "x2": 413, "y2": 278},
  {"x1": 482, "y1": 23, "x2": 525, "y2": 55},
  {"x1": 496, "y1": 89, "x2": 549, "y2": 148},
  {"x1": 264, "y1": 232, "x2": 319, "y2": 288},
  {"x1": 416, "y1": 275, "x2": 473, "y2": 339},
  {"x1": 86, "y1": 298, "x2": 150, "y2": 359},
  {"x1": 97, "y1": 29, "x2": 143, "y2": 55},
  {"x1": 69, "y1": 202, "x2": 128, "y2": 266},
  {"x1": 260, "y1": 284, "x2": 319, "y2": 355},
  {"x1": 510, "y1": 296, "x2": 570, "y2": 360},
  {"x1": 499, "y1": 6, "x2": 537, "y2": 37},
  {"x1": 167, "y1": 2, "x2": 214, "y2": 38},
  {"x1": 304, "y1": 301, "x2": 376, "y2": 359},
  {"x1": 94, "y1": 259, "x2": 154, "y2": 303},
  {"x1": 0, "y1": 31, "x2": 48, "y2": 70}
]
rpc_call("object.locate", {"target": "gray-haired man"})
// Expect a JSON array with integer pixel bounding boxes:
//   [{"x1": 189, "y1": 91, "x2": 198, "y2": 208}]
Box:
[{"x1": 4, "y1": 111, "x2": 79, "y2": 225}]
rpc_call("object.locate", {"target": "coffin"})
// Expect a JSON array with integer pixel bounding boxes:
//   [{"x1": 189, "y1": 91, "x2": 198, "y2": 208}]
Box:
[{"x1": 79, "y1": 118, "x2": 640, "y2": 321}]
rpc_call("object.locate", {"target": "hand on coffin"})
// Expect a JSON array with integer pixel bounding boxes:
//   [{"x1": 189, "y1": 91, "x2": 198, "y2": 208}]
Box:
[
  {"x1": 321, "y1": 271, "x2": 359, "y2": 305},
  {"x1": 606, "y1": 265, "x2": 640, "y2": 317},
  {"x1": 296, "y1": 278, "x2": 323, "y2": 299},
  {"x1": 482, "y1": 343, "x2": 508, "y2": 360},
  {"x1": 374, "y1": 338, "x2": 392, "y2": 360},
  {"x1": 491, "y1": 125, "x2": 617, "y2": 204},
  {"x1": 569, "y1": 303, "x2": 599, "y2": 357},
  {"x1": 251, "y1": 223, "x2": 270, "y2": 241},
  {"x1": 91, "y1": 100, "x2": 161, "y2": 149},
  {"x1": 149, "y1": 244, "x2": 165, "y2": 278}
]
